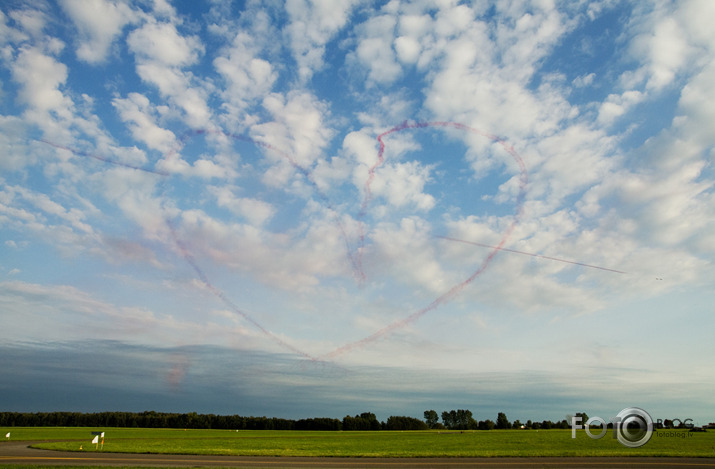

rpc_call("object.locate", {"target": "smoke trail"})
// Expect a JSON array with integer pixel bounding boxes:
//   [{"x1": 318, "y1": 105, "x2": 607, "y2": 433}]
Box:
[
  {"x1": 167, "y1": 129, "x2": 365, "y2": 283},
  {"x1": 38, "y1": 123, "x2": 537, "y2": 364},
  {"x1": 353, "y1": 121, "x2": 528, "y2": 282},
  {"x1": 436, "y1": 236, "x2": 626, "y2": 274},
  {"x1": 324, "y1": 121, "x2": 529, "y2": 360},
  {"x1": 37, "y1": 139, "x2": 170, "y2": 176},
  {"x1": 166, "y1": 218, "x2": 321, "y2": 362},
  {"x1": 39, "y1": 133, "x2": 323, "y2": 362}
]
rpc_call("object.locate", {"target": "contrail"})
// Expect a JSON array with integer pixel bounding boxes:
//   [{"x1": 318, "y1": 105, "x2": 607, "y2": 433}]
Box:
[{"x1": 436, "y1": 236, "x2": 626, "y2": 274}]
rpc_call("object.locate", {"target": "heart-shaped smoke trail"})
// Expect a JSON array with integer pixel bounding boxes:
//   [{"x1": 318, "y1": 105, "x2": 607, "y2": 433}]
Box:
[
  {"x1": 37, "y1": 122, "x2": 526, "y2": 363},
  {"x1": 37, "y1": 122, "x2": 622, "y2": 365}
]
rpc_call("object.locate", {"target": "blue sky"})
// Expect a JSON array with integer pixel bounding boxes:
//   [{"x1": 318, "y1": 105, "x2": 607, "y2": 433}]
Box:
[{"x1": 1, "y1": 0, "x2": 714, "y2": 425}]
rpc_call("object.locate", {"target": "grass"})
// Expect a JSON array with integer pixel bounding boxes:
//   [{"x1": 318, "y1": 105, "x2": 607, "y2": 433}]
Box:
[{"x1": 2, "y1": 427, "x2": 715, "y2": 458}]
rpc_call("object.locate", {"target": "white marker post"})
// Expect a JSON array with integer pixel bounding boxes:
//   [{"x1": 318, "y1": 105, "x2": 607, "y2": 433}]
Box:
[
  {"x1": 5, "y1": 432, "x2": 9, "y2": 441},
  {"x1": 101, "y1": 432, "x2": 105, "y2": 450},
  {"x1": 91, "y1": 435, "x2": 99, "y2": 449}
]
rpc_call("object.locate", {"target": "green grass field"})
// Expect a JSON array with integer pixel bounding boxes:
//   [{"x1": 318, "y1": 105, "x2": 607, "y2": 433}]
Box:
[{"x1": 2, "y1": 426, "x2": 715, "y2": 458}]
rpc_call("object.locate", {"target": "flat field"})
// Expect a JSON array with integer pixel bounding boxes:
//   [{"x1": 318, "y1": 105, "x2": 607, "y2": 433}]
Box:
[{"x1": 2, "y1": 427, "x2": 714, "y2": 458}]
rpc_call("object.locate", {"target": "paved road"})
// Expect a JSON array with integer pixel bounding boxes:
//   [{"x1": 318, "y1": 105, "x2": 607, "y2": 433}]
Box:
[{"x1": 3, "y1": 441, "x2": 715, "y2": 468}]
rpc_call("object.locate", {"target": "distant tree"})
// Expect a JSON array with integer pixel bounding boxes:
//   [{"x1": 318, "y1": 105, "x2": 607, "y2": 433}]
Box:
[
  {"x1": 478, "y1": 419, "x2": 495, "y2": 430},
  {"x1": 456, "y1": 409, "x2": 477, "y2": 430},
  {"x1": 574, "y1": 412, "x2": 589, "y2": 426},
  {"x1": 541, "y1": 420, "x2": 553, "y2": 429},
  {"x1": 441, "y1": 411, "x2": 455, "y2": 429},
  {"x1": 512, "y1": 419, "x2": 522, "y2": 429},
  {"x1": 343, "y1": 412, "x2": 381, "y2": 431},
  {"x1": 360, "y1": 412, "x2": 381, "y2": 431},
  {"x1": 424, "y1": 410, "x2": 439, "y2": 429},
  {"x1": 295, "y1": 418, "x2": 342, "y2": 431},
  {"x1": 385, "y1": 416, "x2": 428, "y2": 430},
  {"x1": 441, "y1": 410, "x2": 476, "y2": 430},
  {"x1": 496, "y1": 412, "x2": 510, "y2": 429}
]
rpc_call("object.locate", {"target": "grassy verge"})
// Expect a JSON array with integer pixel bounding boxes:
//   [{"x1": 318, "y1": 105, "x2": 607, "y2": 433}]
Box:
[{"x1": 2, "y1": 427, "x2": 714, "y2": 458}]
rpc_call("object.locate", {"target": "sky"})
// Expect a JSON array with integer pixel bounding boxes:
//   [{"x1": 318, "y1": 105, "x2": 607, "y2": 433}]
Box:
[{"x1": 0, "y1": 0, "x2": 714, "y2": 426}]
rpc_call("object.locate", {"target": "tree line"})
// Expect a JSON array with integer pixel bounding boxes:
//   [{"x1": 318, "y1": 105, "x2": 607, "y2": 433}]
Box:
[
  {"x1": 424, "y1": 409, "x2": 570, "y2": 430},
  {"x1": 0, "y1": 411, "x2": 427, "y2": 431},
  {"x1": 0, "y1": 410, "x2": 572, "y2": 431}
]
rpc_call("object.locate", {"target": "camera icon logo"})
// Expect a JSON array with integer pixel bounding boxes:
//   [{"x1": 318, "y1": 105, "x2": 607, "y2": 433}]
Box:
[{"x1": 571, "y1": 407, "x2": 654, "y2": 448}]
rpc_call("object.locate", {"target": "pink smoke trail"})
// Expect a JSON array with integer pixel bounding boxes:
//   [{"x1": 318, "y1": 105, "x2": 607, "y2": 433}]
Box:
[
  {"x1": 38, "y1": 139, "x2": 170, "y2": 176},
  {"x1": 323, "y1": 121, "x2": 529, "y2": 360},
  {"x1": 436, "y1": 236, "x2": 626, "y2": 274},
  {"x1": 354, "y1": 121, "x2": 527, "y2": 281},
  {"x1": 168, "y1": 129, "x2": 365, "y2": 283},
  {"x1": 39, "y1": 134, "x2": 323, "y2": 362},
  {"x1": 166, "y1": 218, "x2": 321, "y2": 362}
]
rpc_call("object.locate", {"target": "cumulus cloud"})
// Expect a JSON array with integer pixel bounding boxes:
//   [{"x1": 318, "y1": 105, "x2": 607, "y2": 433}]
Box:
[
  {"x1": 209, "y1": 185, "x2": 276, "y2": 226},
  {"x1": 1, "y1": 0, "x2": 714, "y2": 418},
  {"x1": 368, "y1": 161, "x2": 436, "y2": 212},
  {"x1": 284, "y1": 0, "x2": 360, "y2": 82},
  {"x1": 11, "y1": 47, "x2": 71, "y2": 115},
  {"x1": 59, "y1": 0, "x2": 139, "y2": 64},
  {"x1": 252, "y1": 91, "x2": 333, "y2": 170},
  {"x1": 350, "y1": 11, "x2": 401, "y2": 84},
  {"x1": 214, "y1": 32, "x2": 277, "y2": 117},
  {"x1": 113, "y1": 92, "x2": 176, "y2": 152},
  {"x1": 127, "y1": 21, "x2": 203, "y2": 67},
  {"x1": 127, "y1": 20, "x2": 211, "y2": 128}
]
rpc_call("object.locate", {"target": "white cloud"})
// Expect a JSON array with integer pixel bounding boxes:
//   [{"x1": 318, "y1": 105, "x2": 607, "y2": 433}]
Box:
[
  {"x1": 7, "y1": 7, "x2": 48, "y2": 41},
  {"x1": 127, "y1": 21, "x2": 202, "y2": 67},
  {"x1": 1, "y1": 0, "x2": 714, "y2": 418},
  {"x1": 127, "y1": 21, "x2": 211, "y2": 128},
  {"x1": 0, "y1": 280, "x2": 234, "y2": 347},
  {"x1": 209, "y1": 185, "x2": 276, "y2": 226},
  {"x1": 0, "y1": 183, "x2": 99, "y2": 257},
  {"x1": 676, "y1": 62, "x2": 715, "y2": 150},
  {"x1": 370, "y1": 216, "x2": 449, "y2": 295},
  {"x1": 284, "y1": 0, "x2": 360, "y2": 82},
  {"x1": 112, "y1": 92, "x2": 176, "y2": 152},
  {"x1": 352, "y1": 12, "x2": 401, "y2": 84},
  {"x1": 418, "y1": 2, "x2": 574, "y2": 138},
  {"x1": 0, "y1": 116, "x2": 34, "y2": 170},
  {"x1": 11, "y1": 47, "x2": 71, "y2": 115},
  {"x1": 393, "y1": 35, "x2": 420, "y2": 64},
  {"x1": 369, "y1": 161, "x2": 436, "y2": 212},
  {"x1": 252, "y1": 91, "x2": 333, "y2": 170},
  {"x1": 213, "y1": 32, "x2": 277, "y2": 119},
  {"x1": 626, "y1": 9, "x2": 689, "y2": 91},
  {"x1": 59, "y1": 0, "x2": 139, "y2": 64},
  {"x1": 527, "y1": 124, "x2": 618, "y2": 207},
  {"x1": 572, "y1": 72, "x2": 595, "y2": 88},
  {"x1": 341, "y1": 130, "x2": 377, "y2": 167},
  {"x1": 174, "y1": 208, "x2": 348, "y2": 293}
]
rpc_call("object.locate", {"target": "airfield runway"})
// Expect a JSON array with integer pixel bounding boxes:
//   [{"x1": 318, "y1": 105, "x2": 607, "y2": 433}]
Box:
[{"x1": 2, "y1": 441, "x2": 715, "y2": 468}]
